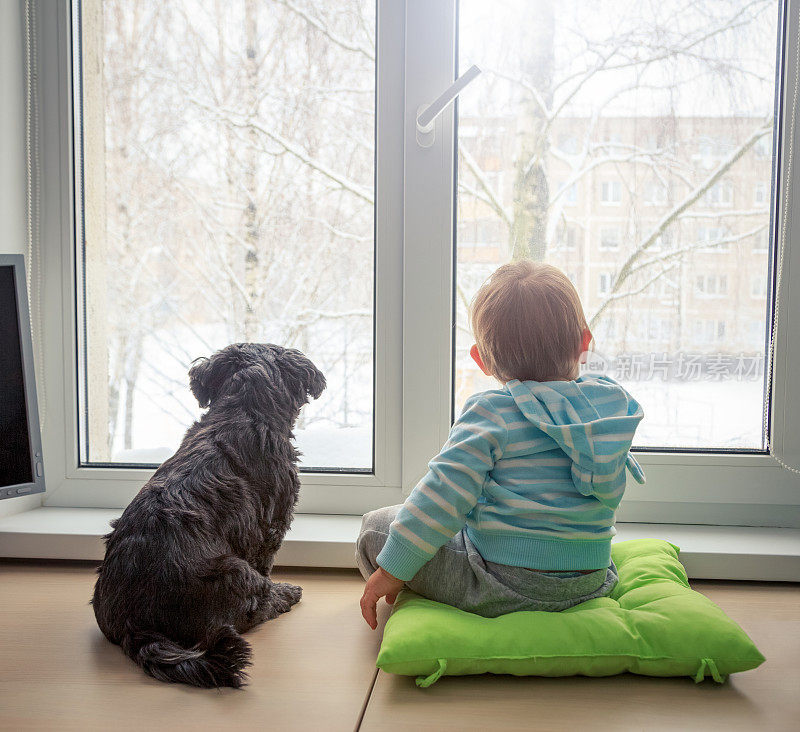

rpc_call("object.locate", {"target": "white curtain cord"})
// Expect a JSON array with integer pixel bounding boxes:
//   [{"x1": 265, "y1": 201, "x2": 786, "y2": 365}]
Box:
[
  {"x1": 764, "y1": 2, "x2": 800, "y2": 475},
  {"x1": 24, "y1": 0, "x2": 45, "y2": 427}
]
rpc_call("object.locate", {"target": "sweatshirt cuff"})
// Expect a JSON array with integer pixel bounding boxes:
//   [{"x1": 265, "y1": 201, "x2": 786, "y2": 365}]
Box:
[{"x1": 376, "y1": 534, "x2": 431, "y2": 582}]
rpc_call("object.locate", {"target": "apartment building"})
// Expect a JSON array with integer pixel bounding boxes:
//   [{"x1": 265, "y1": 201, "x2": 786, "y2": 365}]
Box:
[{"x1": 457, "y1": 114, "x2": 773, "y2": 361}]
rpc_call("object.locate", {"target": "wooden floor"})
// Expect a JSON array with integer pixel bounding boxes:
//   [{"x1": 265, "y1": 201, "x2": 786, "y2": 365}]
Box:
[{"x1": 1, "y1": 562, "x2": 798, "y2": 732}]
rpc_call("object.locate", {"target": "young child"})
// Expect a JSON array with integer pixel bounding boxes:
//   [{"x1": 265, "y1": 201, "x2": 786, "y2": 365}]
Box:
[{"x1": 357, "y1": 260, "x2": 646, "y2": 629}]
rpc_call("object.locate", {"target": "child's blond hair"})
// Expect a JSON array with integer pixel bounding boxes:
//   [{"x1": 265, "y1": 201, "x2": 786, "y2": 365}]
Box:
[{"x1": 470, "y1": 260, "x2": 589, "y2": 382}]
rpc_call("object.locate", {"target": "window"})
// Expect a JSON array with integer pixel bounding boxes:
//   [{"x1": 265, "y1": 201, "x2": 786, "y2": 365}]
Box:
[
  {"x1": 558, "y1": 135, "x2": 580, "y2": 154},
  {"x1": 602, "y1": 132, "x2": 624, "y2": 152},
  {"x1": 693, "y1": 319, "x2": 727, "y2": 344},
  {"x1": 752, "y1": 275, "x2": 768, "y2": 298},
  {"x1": 694, "y1": 136, "x2": 735, "y2": 169},
  {"x1": 696, "y1": 274, "x2": 728, "y2": 297},
  {"x1": 754, "y1": 136, "x2": 771, "y2": 158},
  {"x1": 557, "y1": 181, "x2": 578, "y2": 206},
  {"x1": 484, "y1": 172, "x2": 504, "y2": 202},
  {"x1": 599, "y1": 227, "x2": 621, "y2": 250},
  {"x1": 754, "y1": 182, "x2": 768, "y2": 206},
  {"x1": 555, "y1": 223, "x2": 578, "y2": 250},
  {"x1": 643, "y1": 180, "x2": 668, "y2": 205},
  {"x1": 459, "y1": 219, "x2": 504, "y2": 249},
  {"x1": 646, "y1": 316, "x2": 672, "y2": 342},
  {"x1": 74, "y1": 0, "x2": 377, "y2": 471},
  {"x1": 653, "y1": 231, "x2": 673, "y2": 251},
  {"x1": 455, "y1": 0, "x2": 781, "y2": 452},
  {"x1": 698, "y1": 227, "x2": 729, "y2": 252},
  {"x1": 600, "y1": 180, "x2": 622, "y2": 205},
  {"x1": 704, "y1": 179, "x2": 734, "y2": 207},
  {"x1": 34, "y1": 0, "x2": 800, "y2": 527}
]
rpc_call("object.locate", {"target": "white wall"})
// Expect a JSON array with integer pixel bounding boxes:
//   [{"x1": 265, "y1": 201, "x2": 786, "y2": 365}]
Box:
[{"x1": 0, "y1": 0, "x2": 43, "y2": 517}]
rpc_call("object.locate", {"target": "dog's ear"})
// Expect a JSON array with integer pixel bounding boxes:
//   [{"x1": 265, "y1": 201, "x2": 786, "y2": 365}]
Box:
[
  {"x1": 279, "y1": 349, "x2": 327, "y2": 406},
  {"x1": 189, "y1": 350, "x2": 241, "y2": 407},
  {"x1": 189, "y1": 358, "x2": 213, "y2": 407}
]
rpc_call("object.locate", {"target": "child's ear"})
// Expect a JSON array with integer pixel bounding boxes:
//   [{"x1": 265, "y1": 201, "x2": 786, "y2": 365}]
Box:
[
  {"x1": 579, "y1": 328, "x2": 593, "y2": 363},
  {"x1": 470, "y1": 344, "x2": 491, "y2": 376}
]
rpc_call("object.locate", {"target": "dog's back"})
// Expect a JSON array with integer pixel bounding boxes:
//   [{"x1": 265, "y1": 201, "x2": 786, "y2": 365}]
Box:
[
  {"x1": 92, "y1": 344, "x2": 326, "y2": 688},
  {"x1": 93, "y1": 461, "x2": 256, "y2": 687}
]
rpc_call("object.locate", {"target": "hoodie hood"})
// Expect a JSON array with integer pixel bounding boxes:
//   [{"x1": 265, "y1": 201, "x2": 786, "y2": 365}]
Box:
[{"x1": 505, "y1": 375, "x2": 645, "y2": 497}]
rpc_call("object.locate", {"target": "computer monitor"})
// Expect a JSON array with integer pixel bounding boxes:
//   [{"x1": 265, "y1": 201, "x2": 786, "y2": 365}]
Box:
[{"x1": 0, "y1": 254, "x2": 45, "y2": 499}]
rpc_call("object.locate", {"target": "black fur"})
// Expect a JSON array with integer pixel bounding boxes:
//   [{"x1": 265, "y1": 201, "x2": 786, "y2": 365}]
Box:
[{"x1": 92, "y1": 343, "x2": 325, "y2": 689}]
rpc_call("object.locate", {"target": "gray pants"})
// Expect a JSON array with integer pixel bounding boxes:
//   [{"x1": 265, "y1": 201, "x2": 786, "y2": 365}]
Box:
[{"x1": 356, "y1": 505, "x2": 618, "y2": 618}]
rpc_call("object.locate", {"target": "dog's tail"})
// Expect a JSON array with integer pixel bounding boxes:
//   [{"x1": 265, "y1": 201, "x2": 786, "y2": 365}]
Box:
[{"x1": 120, "y1": 622, "x2": 252, "y2": 688}]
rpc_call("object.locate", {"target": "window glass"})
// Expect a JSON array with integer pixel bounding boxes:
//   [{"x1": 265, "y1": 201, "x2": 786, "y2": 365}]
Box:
[
  {"x1": 455, "y1": 0, "x2": 779, "y2": 450},
  {"x1": 75, "y1": 0, "x2": 376, "y2": 469}
]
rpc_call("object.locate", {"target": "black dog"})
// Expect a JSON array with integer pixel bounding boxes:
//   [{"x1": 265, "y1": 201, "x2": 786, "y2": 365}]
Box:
[{"x1": 92, "y1": 343, "x2": 325, "y2": 688}]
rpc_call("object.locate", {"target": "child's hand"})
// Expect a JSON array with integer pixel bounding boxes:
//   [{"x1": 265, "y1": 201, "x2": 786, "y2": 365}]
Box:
[{"x1": 360, "y1": 567, "x2": 404, "y2": 629}]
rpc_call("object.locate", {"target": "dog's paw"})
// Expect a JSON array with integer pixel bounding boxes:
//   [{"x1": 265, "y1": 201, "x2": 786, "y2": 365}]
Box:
[{"x1": 271, "y1": 582, "x2": 303, "y2": 613}]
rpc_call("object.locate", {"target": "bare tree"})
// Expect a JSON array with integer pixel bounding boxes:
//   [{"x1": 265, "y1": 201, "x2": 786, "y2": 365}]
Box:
[
  {"x1": 457, "y1": 0, "x2": 775, "y2": 329},
  {"x1": 88, "y1": 0, "x2": 376, "y2": 457}
]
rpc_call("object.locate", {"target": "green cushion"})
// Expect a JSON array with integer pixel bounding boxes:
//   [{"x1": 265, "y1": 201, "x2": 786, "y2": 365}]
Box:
[{"x1": 376, "y1": 539, "x2": 765, "y2": 687}]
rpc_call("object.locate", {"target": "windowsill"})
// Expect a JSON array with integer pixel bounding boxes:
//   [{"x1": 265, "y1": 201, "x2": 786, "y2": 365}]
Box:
[{"x1": 1, "y1": 507, "x2": 799, "y2": 580}]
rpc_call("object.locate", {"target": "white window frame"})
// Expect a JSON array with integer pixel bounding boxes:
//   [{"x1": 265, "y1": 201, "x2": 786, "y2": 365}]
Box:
[
  {"x1": 696, "y1": 273, "x2": 728, "y2": 297},
  {"x1": 36, "y1": 0, "x2": 409, "y2": 515},
  {"x1": 557, "y1": 181, "x2": 578, "y2": 206},
  {"x1": 599, "y1": 226, "x2": 621, "y2": 250},
  {"x1": 705, "y1": 178, "x2": 735, "y2": 207},
  {"x1": 31, "y1": 0, "x2": 800, "y2": 528},
  {"x1": 600, "y1": 180, "x2": 622, "y2": 205},
  {"x1": 698, "y1": 226, "x2": 730, "y2": 252},
  {"x1": 556, "y1": 222, "x2": 578, "y2": 250},
  {"x1": 643, "y1": 180, "x2": 669, "y2": 206},
  {"x1": 598, "y1": 272, "x2": 612, "y2": 296}
]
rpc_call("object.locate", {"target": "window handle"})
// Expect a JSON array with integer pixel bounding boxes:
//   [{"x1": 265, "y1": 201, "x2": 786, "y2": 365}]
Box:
[{"x1": 416, "y1": 65, "x2": 481, "y2": 148}]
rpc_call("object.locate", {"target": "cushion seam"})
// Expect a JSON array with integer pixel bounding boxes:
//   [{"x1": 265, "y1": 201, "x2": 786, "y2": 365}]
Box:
[{"x1": 379, "y1": 653, "x2": 764, "y2": 663}]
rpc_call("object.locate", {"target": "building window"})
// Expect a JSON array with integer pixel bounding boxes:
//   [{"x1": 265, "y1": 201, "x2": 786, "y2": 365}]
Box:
[
  {"x1": 751, "y1": 275, "x2": 768, "y2": 298},
  {"x1": 555, "y1": 223, "x2": 578, "y2": 250},
  {"x1": 696, "y1": 274, "x2": 728, "y2": 297},
  {"x1": 694, "y1": 136, "x2": 734, "y2": 169},
  {"x1": 556, "y1": 180, "x2": 578, "y2": 206},
  {"x1": 704, "y1": 179, "x2": 734, "y2": 207},
  {"x1": 558, "y1": 135, "x2": 580, "y2": 154},
  {"x1": 598, "y1": 272, "x2": 613, "y2": 295},
  {"x1": 600, "y1": 180, "x2": 622, "y2": 205},
  {"x1": 653, "y1": 231, "x2": 673, "y2": 251},
  {"x1": 754, "y1": 182, "x2": 768, "y2": 206},
  {"x1": 602, "y1": 132, "x2": 624, "y2": 152},
  {"x1": 693, "y1": 319, "x2": 727, "y2": 344},
  {"x1": 753, "y1": 230, "x2": 769, "y2": 252},
  {"x1": 458, "y1": 218, "x2": 503, "y2": 248},
  {"x1": 599, "y1": 227, "x2": 621, "y2": 250},
  {"x1": 643, "y1": 180, "x2": 668, "y2": 205},
  {"x1": 754, "y1": 136, "x2": 771, "y2": 159},
  {"x1": 646, "y1": 316, "x2": 672, "y2": 341},
  {"x1": 697, "y1": 227, "x2": 729, "y2": 251}
]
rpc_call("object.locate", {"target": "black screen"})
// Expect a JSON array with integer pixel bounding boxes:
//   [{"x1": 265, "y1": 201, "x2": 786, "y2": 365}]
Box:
[{"x1": 0, "y1": 266, "x2": 33, "y2": 487}]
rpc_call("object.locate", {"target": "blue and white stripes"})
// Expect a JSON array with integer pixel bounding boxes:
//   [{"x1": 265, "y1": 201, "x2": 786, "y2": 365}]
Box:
[{"x1": 376, "y1": 375, "x2": 645, "y2": 581}]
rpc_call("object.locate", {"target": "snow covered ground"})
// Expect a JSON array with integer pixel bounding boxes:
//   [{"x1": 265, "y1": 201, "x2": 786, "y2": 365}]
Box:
[
  {"x1": 114, "y1": 375, "x2": 764, "y2": 470},
  {"x1": 105, "y1": 325, "x2": 766, "y2": 469}
]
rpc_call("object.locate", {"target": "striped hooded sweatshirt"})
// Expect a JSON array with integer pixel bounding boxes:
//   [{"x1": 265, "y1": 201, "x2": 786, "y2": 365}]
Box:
[{"x1": 376, "y1": 375, "x2": 645, "y2": 581}]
